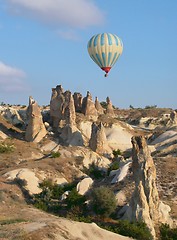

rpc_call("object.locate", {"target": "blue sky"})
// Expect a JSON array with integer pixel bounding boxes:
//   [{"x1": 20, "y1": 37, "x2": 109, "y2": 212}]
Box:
[{"x1": 0, "y1": 0, "x2": 177, "y2": 109}]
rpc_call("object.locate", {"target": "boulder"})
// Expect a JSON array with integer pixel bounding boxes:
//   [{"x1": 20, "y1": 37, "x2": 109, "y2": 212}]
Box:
[
  {"x1": 4, "y1": 168, "x2": 42, "y2": 195},
  {"x1": 76, "y1": 177, "x2": 93, "y2": 195}
]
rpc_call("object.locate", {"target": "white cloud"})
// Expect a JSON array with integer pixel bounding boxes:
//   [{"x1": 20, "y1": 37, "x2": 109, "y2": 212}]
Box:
[
  {"x1": 6, "y1": 0, "x2": 104, "y2": 28},
  {"x1": 57, "y1": 29, "x2": 80, "y2": 41},
  {"x1": 0, "y1": 61, "x2": 28, "y2": 92}
]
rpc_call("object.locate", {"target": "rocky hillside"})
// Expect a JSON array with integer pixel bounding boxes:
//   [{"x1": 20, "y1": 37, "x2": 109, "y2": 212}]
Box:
[{"x1": 0, "y1": 85, "x2": 177, "y2": 239}]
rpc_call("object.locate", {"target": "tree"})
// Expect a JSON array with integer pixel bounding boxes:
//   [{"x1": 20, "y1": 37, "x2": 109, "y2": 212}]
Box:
[{"x1": 91, "y1": 186, "x2": 117, "y2": 217}]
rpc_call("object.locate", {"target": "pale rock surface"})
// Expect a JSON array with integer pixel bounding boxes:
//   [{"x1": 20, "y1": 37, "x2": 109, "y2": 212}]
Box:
[
  {"x1": 54, "y1": 177, "x2": 68, "y2": 185},
  {"x1": 115, "y1": 191, "x2": 127, "y2": 206},
  {"x1": 78, "y1": 121, "x2": 92, "y2": 141},
  {"x1": 41, "y1": 140, "x2": 60, "y2": 152},
  {"x1": 60, "y1": 124, "x2": 84, "y2": 146},
  {"x1": 104, "y1": 123, "x2": 133, "y2": 151},
  {"x1": 76, "y1": 177, "x2": 93, "y2": 195},
  {"x1": 25, "y1": 96, "x2": 47, "y2": 142},
  {"x1": 105, "y1": 97, "x2": 114, "y2": 116},
  {"x1": 0, "y1": 130, "x2": 8, "y2": 140},
  {"x1": 89, "y1": 122, "x2": 111, "y2": 154},
  {"x1": 123, "y1": 136, "x2": 173, "y2": 239},
  {"x1": 4, "y1": 168, "x2": 42, "y2": 195},
  {"x1": 1, "y1": 107, "x2": 24, "y2": 126},
  {"x1": 59, "y1": 146, "x2": 110, "y2": 169},
  {"x1": 111, "y1": 161, "x2": 132, "y2": 184},
  {"x1": 81, "y1": 91, "x2": 98, "y2": 120},
  {"x1": 150, "y1": 130, "x2": 177, "y2": 145},
  {"x1": 95, "y1": 97, "x2": 104, "y2": 114}
]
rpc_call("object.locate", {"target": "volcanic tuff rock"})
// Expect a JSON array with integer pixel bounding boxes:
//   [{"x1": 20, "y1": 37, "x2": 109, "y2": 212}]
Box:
[
  {"x1": 106, "y1": 96, "x2": 115, "y2": 116},
  {"x1": 95, "y1": 96, "x2": 104, "y2": 114},
  {"x1": 81, "y1": 91, "x2": 98, "y2": 120},
  {"x1": 25, "y1": 96, "x2": 47, "y2": 142},
  {"x1": 63, "y1": 90, "x2": 76, "y2": 125},
  {"x1": 50, "y1": 85, "x2": 65, "y2": 129},
  {"x1": 89, "y1": 122, "x2": 110, "y2": 154},
  {"x1": 73, "y1": 92, "x2": 83, "y2": 112},
  {"x1": 123, "y1": 136, "x2": 173, "y2": 239}
]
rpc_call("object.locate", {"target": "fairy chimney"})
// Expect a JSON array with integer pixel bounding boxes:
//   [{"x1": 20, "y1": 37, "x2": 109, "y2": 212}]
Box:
[
  {"x1": 106, "y1": 97, "x2": 114, "y2": 116},
  {"x1": 95, "y1": 97, "x2": 104, "y2": 115},
  {"x1": 25, "y1": 96, "x2": 47, "y2": 142}
]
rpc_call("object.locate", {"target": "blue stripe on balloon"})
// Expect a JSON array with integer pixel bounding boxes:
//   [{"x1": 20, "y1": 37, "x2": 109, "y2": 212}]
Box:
[
  {"x1": 91, "y1": 54, "x2": 99, "y2": 66},
  {"x1": 113, "y1": 34, "x2": 119, "y2": 46},
  {"x1": 88, "y1": 36, "x2": 94, "y2": 48},
  {"x1": 107, "y1": 52, "x2": 112, "y2": 66},
  {"x1": 112, "y1": 53, "x2": 120, "y2": 66},
  {"x1": 94, "y1": 35, "x2": 99, "y2": 47},
  {"x1": 96, "y1": 53, "x2": 103, "y2": 67},
  {"x1": 107, "y1": 33, "x2": 112, "y2": 45},
  {"x1": 101, "y1": 33, "x2": 105, "y2": 46},
  {"x1": 110, "y1": 52, "x2": 118, "y2": 66},
  {"x1": 102, "y1": 52, "x2": 106, "y2": 66}
]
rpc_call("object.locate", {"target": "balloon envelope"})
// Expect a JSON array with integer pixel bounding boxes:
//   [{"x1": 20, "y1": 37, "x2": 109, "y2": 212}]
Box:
[{"x1": 87, "y1": 33, "x2": 123, "y2": 76}]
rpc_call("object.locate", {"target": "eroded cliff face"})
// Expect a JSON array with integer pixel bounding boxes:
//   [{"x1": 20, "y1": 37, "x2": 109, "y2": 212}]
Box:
[
  {"x1": 123, "y1": 136, "x2": 173, "y2": 239},
  {"x1": 25, "y1": 96, "x2": 47, "y2": 142}
]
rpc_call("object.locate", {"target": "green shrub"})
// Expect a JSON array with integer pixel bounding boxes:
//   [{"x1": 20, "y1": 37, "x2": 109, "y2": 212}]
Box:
[
  {"x1": 83, "y1": 163, "x2": 105, "y2": 179},
  {"x1": 160, "y1": 224, "x2": 177, "y2": 240},
  {"x1": 51, "y1": 151, "x2": 61, "y2": 158},
  {"x1": 107, "y1": 161, "x2": 119, "y2": 175},
  {"x1": 0, "y1": 143, "x2": 15, "y2": 153},
  {"x1": 112, "y1": 149, "x2": 122, "y2": 158},
  {"x1": 91, "y1": 186, "x2": 117, "y2": 217},
  {"x1": 99, "y1": 220, "x2": 152, "y2": 240},
  {"x1": 66, "y1": 188, "x2": 86, "y2": 208}
]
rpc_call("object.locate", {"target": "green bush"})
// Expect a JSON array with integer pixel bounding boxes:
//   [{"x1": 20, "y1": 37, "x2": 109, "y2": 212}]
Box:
[
  {"x1": 108, "y1": 161, "x2": 119, "y2": 175},
  {"x1": 0, "y1": 143, "x2": 15, "y2": 153},
  {"x1": 91, "y1": 186, "x2": 117, "y2": 217},
  {"x1": 112, "y1": 149, "x2": 122, "y2": 158},
  {"x1": 160, "y1": 224, "x2": 177, "y2": 240},
  {"x1": 51, "y1": 151, "x2": 61, "y2": 158},
  {"x1": 99, "y1": 220, "x2": 152, "y2": 240},
  {"x1": 83, "y1": 163, "x2": 105, "y2": 179},
  {"x1": 66, "y1": 188, "x2": 86, "y2": 209}
]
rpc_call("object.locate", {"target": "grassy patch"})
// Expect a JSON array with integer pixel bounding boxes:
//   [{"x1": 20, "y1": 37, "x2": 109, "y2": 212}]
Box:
[
  {"x1": 0, "y1": 142, "x2": 15, "y2": 153},
  {"x1": 0, "y1": 218, "x2": 27, "y2": 225},
  {"x1": 51, "y1": 151, "x2": 61, "y2": 158}
]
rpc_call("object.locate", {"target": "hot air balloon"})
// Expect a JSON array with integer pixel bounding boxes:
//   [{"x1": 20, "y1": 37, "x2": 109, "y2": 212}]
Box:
[{"x1": 87, "y1": 33, "x2": 123, "y2": 77}]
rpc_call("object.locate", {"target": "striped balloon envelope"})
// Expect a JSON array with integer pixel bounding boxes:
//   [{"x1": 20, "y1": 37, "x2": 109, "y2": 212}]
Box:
[{"x1": 87, "y1": 33, "x2": 123, "y2": 77}]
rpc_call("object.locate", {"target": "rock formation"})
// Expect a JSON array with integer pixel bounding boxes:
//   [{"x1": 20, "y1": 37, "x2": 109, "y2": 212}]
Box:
[
  {"x1": 73, "y1": 92, "x2": 83, "y2": 112},
  {"x1": 63, "y1": 91, "x2": 76, "y2": 125},
  {"x1": 123, "y1": 136, "x2": 173, "y2": 239},
  {"x1": 50, "y1": 85, "x2": 65, "y2": 129},
  {"x1": 82, "y1": 91, "x2": 98, "y2": 120},
  {"x1": 106, "y1": 97, "x2": 114, "y2": 116},
  {"x1": 95, "y1": 97, "x2": 104, "y2": 115},
  {"x1": 169, "y1": 110, "x2": 177, "y2": 125},
  {"x1": 89, "y1": 122, "x2": 108, "y2": 154},
  {"x1": 50, "y1": 86, "x2": 76, "y2": 129},
  {"x1": 25, "y1": 96, "x2": 47, "y2": 142}
]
